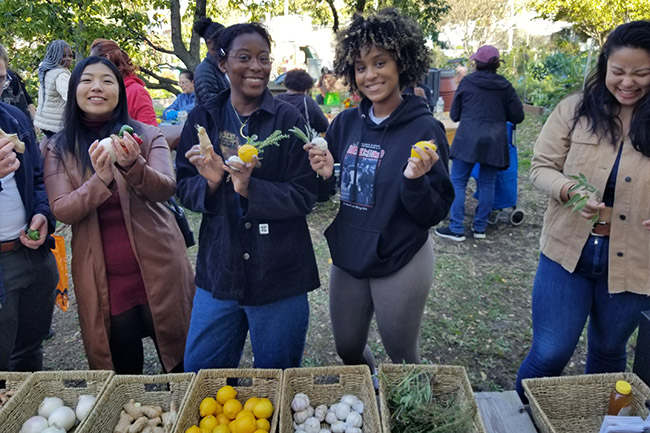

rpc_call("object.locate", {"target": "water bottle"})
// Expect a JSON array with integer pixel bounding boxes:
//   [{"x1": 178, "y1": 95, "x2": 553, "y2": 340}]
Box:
[
  {"x1": 177, "y1": 110, "x2": 188, "y2": 124},
  {"x1": 435, "y1": 97, "x2": 445, "y2": 119}
]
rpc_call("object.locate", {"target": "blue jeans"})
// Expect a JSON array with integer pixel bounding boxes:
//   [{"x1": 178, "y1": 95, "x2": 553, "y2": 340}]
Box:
[
  {"x1": 516, "y1": 237, "x2": 650, "y2": 402},
  {"x1": 184, "y1": 288, "x2": 309, "y2": 372},
  {"x1": 449, "y1": 159, "x2": 499, "y2": 233}
]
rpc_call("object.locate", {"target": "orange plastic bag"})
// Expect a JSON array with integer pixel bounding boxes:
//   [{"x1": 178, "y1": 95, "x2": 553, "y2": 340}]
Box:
[{"x1": 51, "y1": 234, "x2": 69, "y2": 312}]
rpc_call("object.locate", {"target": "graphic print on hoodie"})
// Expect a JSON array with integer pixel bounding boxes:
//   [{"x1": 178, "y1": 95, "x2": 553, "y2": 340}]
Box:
[{"x1": 340, "y1": 142, "x2": 382, "y2": 207}]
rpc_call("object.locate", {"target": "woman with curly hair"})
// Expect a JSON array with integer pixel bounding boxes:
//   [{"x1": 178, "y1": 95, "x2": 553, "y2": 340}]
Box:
[
  {"x1": 90, "y1": 39, "x2": 157, "y2": 126},
  {"x1": 304, "y1": 8, "x2": 454, "y2": 373}
]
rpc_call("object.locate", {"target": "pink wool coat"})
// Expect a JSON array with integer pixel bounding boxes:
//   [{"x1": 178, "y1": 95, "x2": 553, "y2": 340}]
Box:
[{"x1": 43, "y1": 123, "x2": 195, "y2": 371}]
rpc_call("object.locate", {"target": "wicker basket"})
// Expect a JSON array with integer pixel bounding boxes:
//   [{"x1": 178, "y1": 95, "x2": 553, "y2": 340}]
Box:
[
  {"x1": 76, "y1": 373, "x2": 195, "y2": 433},
  {"x1": 522, "y1": 373, "x2": 650, "y2": 433},
  {"x1": 279, "y1": 365, "x2": 381, "y2": 433},
  {"x1": 0, "y1": 370, "x2": 114, "y2": 433},
  {"x1": 174, "y1": 368, "x2": 282, "y2": 433},
  {"x1": 378, "y1": 363, "x2": 487, "y2": 433},
  {"x1": 0, "y1": 371, "x2": 32, "y2": 415}
]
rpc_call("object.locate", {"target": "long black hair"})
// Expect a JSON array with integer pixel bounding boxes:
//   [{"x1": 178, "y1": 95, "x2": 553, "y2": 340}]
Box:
[
  {"x1": 575, "y1": 20, "x2": 650, "y2": 156},
  {"x1": 333, "y1": 8, "x2": 430, "y2": 95},
  {"x1": 55, "y1": 56, "x2": 130, "y2": 174}
]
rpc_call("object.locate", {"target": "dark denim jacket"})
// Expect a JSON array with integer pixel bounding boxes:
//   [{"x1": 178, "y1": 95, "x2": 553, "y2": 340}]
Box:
[{"x1": 175, "y1": 89, "x2": 320, "y2": 305}]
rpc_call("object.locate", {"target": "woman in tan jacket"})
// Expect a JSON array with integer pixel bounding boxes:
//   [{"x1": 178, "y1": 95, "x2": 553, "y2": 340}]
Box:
[
  {"x1": 43, "y1": 56, "x2": 195, "y2": 373},
  {"x1": 516, "y1": 21, "x2": 650, "y2": 402}
]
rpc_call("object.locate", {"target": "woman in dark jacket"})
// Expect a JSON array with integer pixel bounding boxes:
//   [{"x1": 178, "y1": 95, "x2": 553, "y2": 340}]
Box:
[
  {"x1": 275, "y1": 68, "x2": 328, "y2": 134},
  {"x1": 192, "y1": 17, "x2": 229, "y2": 111},
  {"x1": 435, "y1": 45, "x2": 524, "y2": 241}
]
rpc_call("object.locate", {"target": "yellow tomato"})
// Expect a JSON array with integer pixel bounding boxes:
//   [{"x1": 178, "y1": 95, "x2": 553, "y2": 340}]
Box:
[
  {"x1": 410, "y1": 140, "x2": 437, "y2": 159},
  {"x1": 237, "y1": 144, "x2": 258, "y2": 163}
]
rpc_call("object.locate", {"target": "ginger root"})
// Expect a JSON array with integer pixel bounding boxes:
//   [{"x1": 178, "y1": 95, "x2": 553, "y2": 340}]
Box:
[
  {"x1": 196, "y1": 125, "x2": 213, "y2": 160},
  {"x1": 127, "y1": 416, "x2": 149, "y2": 433},
  {"x1": 0, "y1": 128, "x2": 25, "y2": 153},
  {"x1": 124, "y1": 399, "x2": 163, "y2": 419},
  {"x1": 114, "y1": 410, "x2": 134, "y2": 433}
]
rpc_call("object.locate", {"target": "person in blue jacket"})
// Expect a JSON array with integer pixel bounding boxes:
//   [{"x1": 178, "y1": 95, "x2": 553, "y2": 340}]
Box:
[
  {"x1": 304, "y1": 8, "x2": 454, "y2": 375},
  {"x1": 435, "y1": 45, "x2": 524, "y2": 241},
  {"x1": 176, "y1": 22, "x2": 320, "y2": 371},
  {"x1": 0, "y1": 53, "x2": 59, "y2": 371},
  {"x1": 162, "y1": 70, "x2": 195, "y2": 121}
]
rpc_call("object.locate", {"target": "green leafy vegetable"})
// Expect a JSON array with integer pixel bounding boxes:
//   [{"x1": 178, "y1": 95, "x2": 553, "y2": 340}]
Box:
[
  {"x1": 289, "y1": 125, "x2": 318, "y2": 144},
  {"x1": 240, "y1": 124, "x2": 288, "y2": 157}
]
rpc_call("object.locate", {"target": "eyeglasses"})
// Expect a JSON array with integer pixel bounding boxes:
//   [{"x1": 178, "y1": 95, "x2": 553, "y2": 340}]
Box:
[
  {"x1": 228, "y1": 53, "x2": 273, "y2": 68},
  {"x1": 0, "y1": 74, "x2": 12, "y2": 91}
]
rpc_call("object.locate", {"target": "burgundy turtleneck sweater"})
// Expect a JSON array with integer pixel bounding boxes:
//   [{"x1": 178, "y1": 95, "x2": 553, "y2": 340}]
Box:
[{"x1": 83, "y1": 116, "x2": 148, "y2": 316}]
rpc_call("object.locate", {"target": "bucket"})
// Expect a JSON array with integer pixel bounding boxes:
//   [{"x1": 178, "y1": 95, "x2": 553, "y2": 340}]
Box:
[{"x1": 439, "y1": 69, "x2": 457, "y2": 112}]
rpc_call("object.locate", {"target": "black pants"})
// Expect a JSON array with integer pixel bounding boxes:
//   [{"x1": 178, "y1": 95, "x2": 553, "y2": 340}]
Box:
[{"x1": 0, "y1": 245, "x2": 58, "y2": 371}]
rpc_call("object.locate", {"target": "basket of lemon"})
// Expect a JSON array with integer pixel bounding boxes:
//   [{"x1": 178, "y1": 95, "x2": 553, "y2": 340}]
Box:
[
  {"x1": 175, "y1": 368, "x2": 282, "y2": 433},
  {"x1": 75, "y1": 372, "x2": 194, "y2": 433}
]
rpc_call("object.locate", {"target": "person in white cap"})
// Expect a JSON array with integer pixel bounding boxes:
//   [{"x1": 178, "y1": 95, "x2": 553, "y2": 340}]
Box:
[{"x1": 435, "y1": 45, "x2": 524, "y2": 241}]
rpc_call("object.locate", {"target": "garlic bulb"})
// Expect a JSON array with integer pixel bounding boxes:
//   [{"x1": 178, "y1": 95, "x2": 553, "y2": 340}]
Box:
[
  {"x1": 344, "y1": 428, "x2": 363, "y2": 433},
  {"x1": 340, "y1": 395, "x2": 363, "y2": 413},
  {"x1": 324, "y1": 409, "x2": 339, "y2": 425},
  {"x1": 291, "y1": 393, "x2": 311, "y2": 412},
  {"x1": 75, "y1": 394, "x2": 96, "y2": 422},
  {"x1": 345, "y1": 411, "x2": 363, "y2": 428},
  {"x1": 303, "y1": 417, "x2": 321, "y2": 433},
  {"x1": 329, "y1": 421, "x2": 346, "y2": 433},
  {"x1": 293, "y1": 405, "x2": 315, "y2": 424},
  {"x1": 38, "y1": 397, "x2": 64, "y2": 418},
  {"x1": 314, "y1": 404, "x2": 328, "y2": 422},
  {"x1": 318, "y1": 429, "x2": 332, "y2": 433},
  {"x1": 334, "y1": 402, "x2": 351, "y2": 421},
  {"x1": 312, "y1": 137, "x2": 328, "y2": 151}
]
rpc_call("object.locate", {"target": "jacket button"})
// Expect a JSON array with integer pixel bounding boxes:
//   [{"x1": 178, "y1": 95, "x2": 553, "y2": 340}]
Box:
[
  {"x1": 620, "y1": 214, "x2": 626, "y2": 220},
  {"x1": 244, "y1": 222, "x2": 252, "y2": 229},
  {"x1": 625, "y1": 176, "x2": 632, "y2": 182},
  {"x1": 617, "y1": 252, "x2": 623, "y2": 257},
  {"x1": 242, "y1": 252, "x2": 250, "y2": 260}
]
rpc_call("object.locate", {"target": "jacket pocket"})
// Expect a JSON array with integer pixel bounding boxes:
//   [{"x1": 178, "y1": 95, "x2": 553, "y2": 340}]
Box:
[{"x1": 325, "y1": 219, "x2": 386, "y2": 278}]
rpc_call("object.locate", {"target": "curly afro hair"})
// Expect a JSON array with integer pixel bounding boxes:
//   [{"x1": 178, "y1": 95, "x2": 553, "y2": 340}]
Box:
[
  {"x1": 284, "y1": 69, "x2": 315, "y2": 93},
  {"x1": 333, "y1": 8, "x2": 431, "y2": 95}
]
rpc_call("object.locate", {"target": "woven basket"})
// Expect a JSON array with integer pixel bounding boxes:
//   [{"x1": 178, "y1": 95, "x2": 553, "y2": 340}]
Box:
[
  {"x1": 0, "y1": 371, "x2": 32, "y2": 415},
  {"x1": 76, "y1": 373, "x2": 195, "y2": 433},
  {"x1": 0, "y1": 370, "x2": 114, "y2": 433},
  {"x1": 523, "y1": 373, "x2": 650, "y2": 433},
  {"x1": 174, "y1": 368, "x2": 282, "y2": 433},
  {"x1": 378, "y1": 363, "x2": 487, "y2": 433},
  {"x1": 279, "y1": 365, "x2": 381, "y2": 433}
]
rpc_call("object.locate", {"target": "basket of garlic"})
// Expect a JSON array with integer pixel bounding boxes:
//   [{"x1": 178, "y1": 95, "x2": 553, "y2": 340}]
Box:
[
  {"x1": 75, "y1": 373, "x2": 195, "y2": 433},
  {"x1": 279, "y1": 365, "x2": 381, "y2": 433},
  {"x1": 0, "y1": 370, "x2": 114, "y2": 433}
]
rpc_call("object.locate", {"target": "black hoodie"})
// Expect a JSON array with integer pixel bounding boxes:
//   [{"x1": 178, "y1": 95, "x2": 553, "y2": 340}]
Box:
[
  {"x1": 324, "y1": 94, "x2": 454, "y2": 278},
  {"x1": 449, "y1": 70, "x2": 524, "y2": 168}
]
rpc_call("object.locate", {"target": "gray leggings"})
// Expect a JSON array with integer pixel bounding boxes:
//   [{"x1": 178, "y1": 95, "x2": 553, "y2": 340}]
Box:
[{"x1": 329, "y1": 239, "x2": 434, "y2": 371}]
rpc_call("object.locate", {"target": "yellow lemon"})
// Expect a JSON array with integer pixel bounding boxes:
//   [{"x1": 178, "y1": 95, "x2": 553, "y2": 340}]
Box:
[
  {"x1": 213, "y1": 426, "x2": 231, "y2": 433},
  {"x1": 255, "y1": 418, "x2": 271, "y2": 431},
  {"x1": 238, "y1": 144, "x2": 258, "y2": 163},
  {"x1": 228, "y1": 419, "x2": 237, "y2": 433},
  {"x1": 235, "y1": 410, "x2": 255, "y2": 421},
  {"x1": 222, "y1": 398, "x2": 243, "y2": 420},
  {"x1": 252, "y1": 398, "x2": 273, "y2": 419},
  {"x1": 243, "y1": 397, "x2": 259, "y2": 412},
  {"x1": 216, "y1": 413, "x2": 231, "y2": 425},
  {"x1": 216, "y1": 385, "x2": 237, "y2": 405},
  {"x1": 234, "y1": 415, "x2": 257, "y2": 433},
  {"x1": 410, "y1": 140, "x2": 437, "y2": 159},
  {"x1": 200, "y1": 415, "x2": 219, "y2": 431},
  {"x1": 201, "y1": 429, "x2": 211, "y2": 433},
  {"x1": 253, "y1": 430, "x2": 268, "y2": 433},
  {"x1": 185, "y1": 426, "x2": 202, "y2": 433},
  {"x1": 214, "y1": 401, "x2": 223, "y2": 415},
  {"x1": 200, "y1": 397, "x2": 219, "y2": 417}
]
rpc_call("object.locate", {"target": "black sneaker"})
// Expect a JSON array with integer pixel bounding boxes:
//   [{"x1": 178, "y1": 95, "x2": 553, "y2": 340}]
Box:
[
  {"x1": 472, "y1": 228, "x2": 486, "y2": 239},
  {"x1": 435, "y1": 226, "x2": 465, "y2": 241}
]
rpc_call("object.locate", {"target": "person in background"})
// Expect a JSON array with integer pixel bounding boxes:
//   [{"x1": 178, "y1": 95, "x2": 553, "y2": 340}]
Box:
[
  {"x1": 162, "y1": 69, "x2": 195, "y2": 121},
  {"x1": 0, "y1": 44, "x2": 33, "y2": 122},
  {"x1": 304, "y1": 8, "x2": 453, "y2": 378},
  {"x1": 89, "y1": 39, "x2": 157, "y2": 126},
  {"x1": 455, "y1": 65, "x2": 467, "y2": 85},
  {"x1": 34, "y1": 40, "x2": 73, "y2": 138},
  {"x1": 42, "y1": 56, "x2": 194, "y2": 373},
  {"x1": 192, "y1": 17, "x2": 229, "y2": 111},
  {"x1": 403, "y1": 81, "x2": 435, "y2": 112},
  {"x1": 275, "y1": 68, "x2": 328, "y2": 134},
  {"x1": 0, "y1": 46, "x2": 59, "y2": 372},
  {"x1": 176, "y1": 23, "x2": 320, "y2": 372},
  {"x1": 435, "y1": 45, "x2": 524, "y2": 241},
  {"x1": 516, "y1": 20, "x2": 650, "y2": 402}
]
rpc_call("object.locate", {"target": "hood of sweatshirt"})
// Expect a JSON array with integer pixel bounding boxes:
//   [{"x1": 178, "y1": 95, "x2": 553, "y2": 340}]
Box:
[
  {"x1": 123, "y1": 74, "x2": 146, "y2": 88},
  {"x1": 463, "y1": 70, "x2": 512, "y2": 90}
]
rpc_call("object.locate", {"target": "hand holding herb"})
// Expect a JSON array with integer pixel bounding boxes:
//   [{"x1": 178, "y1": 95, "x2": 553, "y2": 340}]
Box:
[{"x1": 565, "y1": 173, "x2": 603, "y2": 224}]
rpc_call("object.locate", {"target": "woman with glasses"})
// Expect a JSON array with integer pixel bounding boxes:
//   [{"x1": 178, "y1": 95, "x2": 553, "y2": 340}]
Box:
[
  {"x1": 162, "y1": 70, "x2": 195, "y2": 121},
  {"x1": 34, "y1": 40, "x2": 73, "y2": 138},
  {"x1": 176, "y1": 23, "x2": 320, "y2": 371}
]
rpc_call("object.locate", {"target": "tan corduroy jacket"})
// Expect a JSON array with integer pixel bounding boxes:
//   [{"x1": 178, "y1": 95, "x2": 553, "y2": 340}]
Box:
[{"x1": 530, "y1": 94, "x2": 650, "y2": 296}]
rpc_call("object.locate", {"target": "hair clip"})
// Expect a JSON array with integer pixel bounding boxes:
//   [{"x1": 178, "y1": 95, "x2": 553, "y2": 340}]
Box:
[{"x1": 220, "y1": 48, "x2": 226, "y2": 57}]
